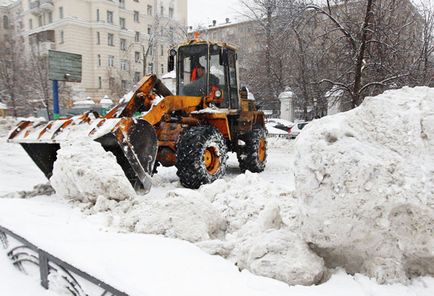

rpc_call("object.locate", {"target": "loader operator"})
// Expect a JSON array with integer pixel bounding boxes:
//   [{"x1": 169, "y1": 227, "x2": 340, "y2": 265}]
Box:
[{"x1": 191, "y1": 62, "x2": 205, "y2": 81}]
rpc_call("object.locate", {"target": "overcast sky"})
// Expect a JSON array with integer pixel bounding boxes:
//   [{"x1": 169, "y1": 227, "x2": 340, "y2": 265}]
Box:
[
  {"x1": 188, "y1": 0, "x2": 243, "y2": 27},
  {"x1": 187, "y1": 0, "x2": 434, "y2": 27}
]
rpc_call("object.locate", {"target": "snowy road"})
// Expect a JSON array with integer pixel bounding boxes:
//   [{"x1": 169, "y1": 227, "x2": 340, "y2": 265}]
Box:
[{"x1": 0, "y1": 136, "x2": 433, "y2": 295}]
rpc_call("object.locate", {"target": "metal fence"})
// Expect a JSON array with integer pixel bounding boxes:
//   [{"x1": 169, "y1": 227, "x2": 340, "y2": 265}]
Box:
[{"x1": 0, "y1": 225, "x2": 128, "y2": 296}]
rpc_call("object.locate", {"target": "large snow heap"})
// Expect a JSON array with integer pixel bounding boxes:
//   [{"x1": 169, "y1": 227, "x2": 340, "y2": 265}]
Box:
[
  {"x1": 50, "y1": 137, "x2": 136, "y2": 203},
  {"x1": 294, "y1": 87, "x2": 434, "y2": 283}
]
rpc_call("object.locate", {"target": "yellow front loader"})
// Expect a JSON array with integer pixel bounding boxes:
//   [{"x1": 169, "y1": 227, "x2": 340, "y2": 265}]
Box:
[{"x1": 8, "y1": 39, "x2": 267, "y2": 193}]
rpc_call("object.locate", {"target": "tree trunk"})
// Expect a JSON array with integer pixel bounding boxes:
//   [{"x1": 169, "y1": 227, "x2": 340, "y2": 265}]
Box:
[{"x1": 351, "y1": 0, "x2": 374, "y2": 109}]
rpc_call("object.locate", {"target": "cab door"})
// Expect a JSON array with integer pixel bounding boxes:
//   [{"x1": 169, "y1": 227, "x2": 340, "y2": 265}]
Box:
[{"x1": 227, "y1": 50, "x2": 239, "y2": 110}]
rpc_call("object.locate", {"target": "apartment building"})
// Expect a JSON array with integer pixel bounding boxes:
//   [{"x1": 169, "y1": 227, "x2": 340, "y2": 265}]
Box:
[{"x1": 0, "y1": 0, "x2": 188, "y2": 100}]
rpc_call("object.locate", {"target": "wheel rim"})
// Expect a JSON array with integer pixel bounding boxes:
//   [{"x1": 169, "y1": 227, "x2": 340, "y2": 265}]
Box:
[
  {"x1": 203, "y1": 147, "x2": 220, "y2": 175},
  {"x1": 258, "y1": 138, "x2": 266, "y2": 162}
]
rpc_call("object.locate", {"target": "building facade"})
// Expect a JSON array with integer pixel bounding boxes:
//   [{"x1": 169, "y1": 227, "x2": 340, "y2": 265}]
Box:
[{"x1": 0, "y1": 0, "x2": 187, "y2": 101}]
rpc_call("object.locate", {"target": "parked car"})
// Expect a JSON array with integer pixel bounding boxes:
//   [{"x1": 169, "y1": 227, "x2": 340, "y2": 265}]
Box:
[
  {"x1": 266, "y1": 118, "x2": 294, "y2": 138},
  {"x1": 289, "y1": 121, "x2": 309, "y2": 139}
]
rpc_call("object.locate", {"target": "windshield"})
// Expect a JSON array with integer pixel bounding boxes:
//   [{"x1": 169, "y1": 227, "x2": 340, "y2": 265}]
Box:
[{"x1": 177, "y1": 44, "x2": 208, "y2": 96}]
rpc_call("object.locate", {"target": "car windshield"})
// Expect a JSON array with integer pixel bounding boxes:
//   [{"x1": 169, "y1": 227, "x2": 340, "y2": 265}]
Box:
[{"x1": 298, "y1": 123, "x2": 308, "y2": 130}]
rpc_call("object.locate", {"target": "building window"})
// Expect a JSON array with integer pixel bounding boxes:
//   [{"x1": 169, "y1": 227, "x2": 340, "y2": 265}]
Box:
[
  {"x1": 119, "y1": 0, "x2": 125, "y2": 9},
  {"x1": 59, "y1": 7, "x2": 63, "y2": 19},
  {"x1": 109, "y1": 77, "x2": 115, "y2": 88},
  {"x1": 147, "y1": 5, "x2": 152, "y2": 16},
  {"x1": 108, "y1": 55, "x2": 114, "y2": 67},
  {"x1": 38, "y1": 15, "x2": 42, "y2": 26},
  {"x1": 120, "y1": 59, "x2": 128, "y2": 71},
  {"x1": 98, "y1": 77, "x2": 102, "y2": 89},
  {"x1": 97, "y1": 54, "x2": 101, "y2": 66},
  {"x1": 108, "y1": 33, "x2": 114, "y2": 46},
  {"x1": 121, "y1": 80, "x2": 127, "y2": 90},
  {"x1": 147, "y1": 25, "x2": 152, "y2": 35},
  {"x1": 169, "y1": 7, "x2": 174, "y2": 19},
  {"x1": 148, "y1": 62, "x2": 153, "y2": 73},
  {"x1": 160, "y1": 5, "x2": 164, "y2": 16},
  {"x1": 135, "y1": 51, "x2": 140, "y2": 63},
  {"x1": 161, "y1": 64, "x2": 164, "y2": 74},
  {"x1": 119, "y1": 17, "x2": 126, "y2": 29},
  {"x1": 135, "y1": 31, "x2": 140, "y2": 42},
  {"x1": 60, "y1": 30, "x2": 64, "y2": 43},
  {"x1": 96, "y1": 9, "x2": 100, "y2": 22},
  {"x1": 134, "y1": 11, "x2": 139, "y2": 23},
  {"x1": 107, "y1": 11, "x2": 113, "y2": 24},
  {"x1": 3, "y1": 15, "x2": 9, "y2": 29},
  {"x1": 29, "y1": 19, "x2": 32, "y2": 30},
  {"x1": 96, "y1": 31, "x2": 100, "y2": 44},
  {"x1": 120, "y1": 38, "x2": 126, "y2": 51},
  {"x1": 134, "y1": 72, "x2": 141, "y2": 82},
  {"x1": 160, "y1": 45, "x2": 164, "y2": 56},
  {"x1": 48, "y1": 12, "x2": 53, "y2": 23}
]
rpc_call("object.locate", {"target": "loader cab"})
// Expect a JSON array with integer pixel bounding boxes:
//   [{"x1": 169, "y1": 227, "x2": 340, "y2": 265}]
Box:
[{"x1": 168, "y1": 41, "x2": 240, "y2": 109}]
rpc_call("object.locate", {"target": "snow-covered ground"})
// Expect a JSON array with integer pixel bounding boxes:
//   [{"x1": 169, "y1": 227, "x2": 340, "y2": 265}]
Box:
[
  {"x1": 1, "y1": 86, "x2": 434, "y2": 296},
  {"x1": 1, "y1": 141, "x2": 433, "y2": 295}
]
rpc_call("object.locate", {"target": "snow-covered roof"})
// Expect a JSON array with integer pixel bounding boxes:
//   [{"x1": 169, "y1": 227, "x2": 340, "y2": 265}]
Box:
[
  {"x1": 267, "y1": 118, "x2": 294, "y2": 127},
  {"x1": 162, "y1": 70, "x2": 176, "y2": 79},
  {"x1": 0, "y1": 0, "x2": 16, "y2": 7},
  {"x1": 73, "y1": 100, "x2": 95, "y2": 106},
  {"x1": 100, "y1": 98, "x2": 114, "y2": 105}
]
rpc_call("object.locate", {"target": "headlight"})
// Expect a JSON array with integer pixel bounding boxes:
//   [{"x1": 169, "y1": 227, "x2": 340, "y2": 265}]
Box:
[{"x1": 215, "y1": 90, "x2": 222, "y2": 98}]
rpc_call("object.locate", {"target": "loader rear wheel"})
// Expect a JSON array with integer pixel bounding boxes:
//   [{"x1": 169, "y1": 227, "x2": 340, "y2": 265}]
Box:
[
  {"x1": 176, "y1": 126, "x2": 228, "y2": 189},
  {"x1": 237, "y1": 128, "x2": 267, "y2": 173}
]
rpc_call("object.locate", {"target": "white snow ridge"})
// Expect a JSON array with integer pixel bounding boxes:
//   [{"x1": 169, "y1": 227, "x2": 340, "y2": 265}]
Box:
[
  {"x1": 294, "y1": 86, "x2": 434, "y2": 284},
  {"x1": 50, "y1": 137, "x2": 136, "y2": 203}
]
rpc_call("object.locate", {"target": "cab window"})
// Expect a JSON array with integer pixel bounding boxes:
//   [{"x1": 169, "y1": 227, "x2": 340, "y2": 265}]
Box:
[{"x1": 178, "y1": 44, "x2": 208, "y2": 97}]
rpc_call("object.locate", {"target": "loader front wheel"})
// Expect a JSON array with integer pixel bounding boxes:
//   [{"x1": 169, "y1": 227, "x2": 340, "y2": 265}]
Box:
[
  {"x1": 176, "y1": 126, "x2": 228, "y2": 189},
  {"x1": 237, "y1": 128, "x2": 267, "y2": 173}
]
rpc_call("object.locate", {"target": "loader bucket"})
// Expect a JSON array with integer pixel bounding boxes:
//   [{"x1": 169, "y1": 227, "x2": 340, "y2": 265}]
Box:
[
  {"x1": 7, "y1": 114, "x2": 158, "y2": 193},
  {"x1": 92, "y1": 118, "x2": 158, "y2": 192}
]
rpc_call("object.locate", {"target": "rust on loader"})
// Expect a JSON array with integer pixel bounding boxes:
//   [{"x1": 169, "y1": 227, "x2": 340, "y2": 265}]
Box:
[{"x1": 8, "y1": 38, "x2": 268, "y2": 192}]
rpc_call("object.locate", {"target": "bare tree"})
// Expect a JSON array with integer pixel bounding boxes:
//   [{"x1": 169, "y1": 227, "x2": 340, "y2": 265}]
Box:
[
  {"x1": 0, "y1": 35, "x2": 27, "y2": 117},
  {"x1": 239, "y1": 0, "x2": 305, "y2": 113},
  {"x1": 305, "y1": 0, "x2": 422, "y2": 111},
  {"x1": 26, "y1": 45, "x2": 52, "y2": 119}
]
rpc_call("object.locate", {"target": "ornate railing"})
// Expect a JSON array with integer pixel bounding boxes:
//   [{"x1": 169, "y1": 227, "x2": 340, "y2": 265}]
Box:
[{"x1": 0, "y1": 225, "x2": 128, "y2": 296}]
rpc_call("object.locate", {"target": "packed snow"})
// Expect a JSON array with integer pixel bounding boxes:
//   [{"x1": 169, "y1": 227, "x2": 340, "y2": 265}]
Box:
[
  {"x1": 0, "y1": 86, "x2": 434, "y2": 295},
  {"x1": 294, "y1": 87, "x2": 434, "y2": 283},
  {"x1": 50, "y1": 137, "x2": 136, "y2": 202}
]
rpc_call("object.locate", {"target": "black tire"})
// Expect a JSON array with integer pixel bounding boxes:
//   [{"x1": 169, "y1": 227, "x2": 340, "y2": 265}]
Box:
[
  {"x1": 176, "y1": 126, "x2": 228, "y2": 189},
  {"x1": 237, "y1": 128, "x2": 267, "y2": 173}
]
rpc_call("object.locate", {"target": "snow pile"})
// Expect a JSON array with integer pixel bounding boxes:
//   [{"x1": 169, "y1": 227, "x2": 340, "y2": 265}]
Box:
[
  {"x1": 85, "y1": 171, "x2": 324, "y2": 286},
  {"x1": 50, "y1": 137, "x2": 136, "y2": 203},
  {"x1": 2, "y1": 183, "x2": 55, "y2": 199},
  {"x1": 293, "y1": 87, "x2": 434, "y2": 283},
  {"x1": 0, "y1": 117, "x2": 17, "y2": 137},
  {"x1": 122, "y1": 189, "x2": 226, "y2": 242},
  {"x1": 196, "y1": 173, "x2": 325, "y2": 286}
]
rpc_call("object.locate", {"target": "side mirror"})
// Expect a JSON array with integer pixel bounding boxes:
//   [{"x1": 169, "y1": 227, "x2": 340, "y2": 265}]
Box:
[{"x1": 167, "y1": 49, "x2": 176, "y2": 72}]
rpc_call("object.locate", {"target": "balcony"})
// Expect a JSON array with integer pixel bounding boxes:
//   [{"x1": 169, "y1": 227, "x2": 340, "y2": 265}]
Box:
[
  {"x1": 40, "y1": 0, "x2": 54, "y2": 12},
  {"x1": 29, "y1": 0, "x2": 53, "y2": 16}
]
